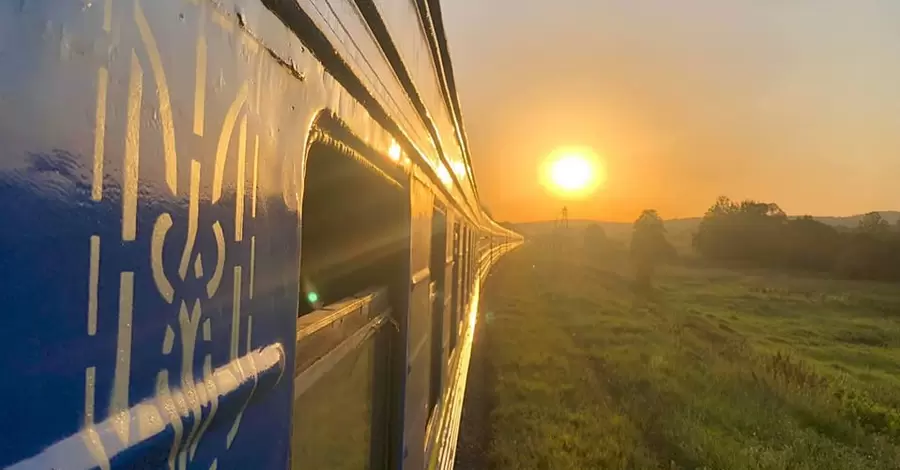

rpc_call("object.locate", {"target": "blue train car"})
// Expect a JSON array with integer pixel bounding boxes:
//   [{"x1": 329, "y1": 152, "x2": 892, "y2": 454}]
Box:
[{"x1": 0, "y1": 0, "x2": 521, "y2": 468}]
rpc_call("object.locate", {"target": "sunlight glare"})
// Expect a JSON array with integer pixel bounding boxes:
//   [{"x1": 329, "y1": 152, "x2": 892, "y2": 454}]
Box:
[
  {"x1": 388, "y1": 140, "x2": 402, "y2": 162},
  {"x1": 541, "y1": 147, "x2": 604, "y2": 198},
  {"x1": 437, "y1": 164, "x2": 453, "y2": 186},
  {"x1": 551, "y1": 156, "x2": 592, "y2": 191}
]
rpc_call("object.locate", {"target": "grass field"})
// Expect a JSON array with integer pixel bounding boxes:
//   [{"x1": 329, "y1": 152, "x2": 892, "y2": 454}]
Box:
[{"x1": 476, "y1": 240, "x2": 900, "y2": 469}]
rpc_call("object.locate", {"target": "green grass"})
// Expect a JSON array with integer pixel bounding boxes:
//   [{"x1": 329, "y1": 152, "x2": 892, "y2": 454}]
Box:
[{"x1": 479, "y1": 241, "x2": 900, "y2": 469}]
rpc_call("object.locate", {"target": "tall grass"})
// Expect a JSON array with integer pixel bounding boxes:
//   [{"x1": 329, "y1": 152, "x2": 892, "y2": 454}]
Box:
[{"x1": 479, "y1": 241, "x2": 900, "y2": 469}]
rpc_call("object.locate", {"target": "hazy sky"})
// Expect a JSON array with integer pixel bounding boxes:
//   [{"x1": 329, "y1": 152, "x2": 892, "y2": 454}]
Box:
[{"x1": 441, "y1": 0, "x2": 900, "y2": 222}]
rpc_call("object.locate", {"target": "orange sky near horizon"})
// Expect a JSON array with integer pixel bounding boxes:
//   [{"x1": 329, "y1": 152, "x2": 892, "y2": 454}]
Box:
[{"x1": 442, "y1": 0, "x2": 900, "y2": 223}]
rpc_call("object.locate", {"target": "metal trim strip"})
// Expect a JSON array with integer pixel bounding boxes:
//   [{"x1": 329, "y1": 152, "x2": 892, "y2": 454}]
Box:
[
  {"x1": 411, "y1": 267, "x2": 431, "y2": 286},
  {"x1": 11, "y1": 344, "x2": 287, "y2": 470},
  {"x1": 294, "y1": 313, "x2": 390, "y2": 399},
  {"x1": 296, "y1": 288, "x2": 386, "y2": 342}
]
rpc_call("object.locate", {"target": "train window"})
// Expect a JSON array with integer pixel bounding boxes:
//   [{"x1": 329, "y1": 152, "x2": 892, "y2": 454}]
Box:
[
  {"x1": 458, "y1": 227, "x2": 467, "y2": 338},
  {"x1": 449, "y1": 222, "x2": 462, "y2": 352},
  {"x1": 293, "y1": 138, "x2": 408, "y2": 470},
  {"x1": 459, "y1": 227, "x2": 468, "y2": 321},
  {"x1": 298, "y1": 140, "x2": 408, "y2": 315},
  {"x1": 463, "y1": 227, "x2": 472, "y2": 309},
  {"x1": 427, "y1": 205, "x2": 447, "y2": 421}
]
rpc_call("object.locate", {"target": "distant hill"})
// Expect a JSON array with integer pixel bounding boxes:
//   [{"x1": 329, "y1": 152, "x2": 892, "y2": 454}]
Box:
[
  {"x1": 512, "y1": 218, "x2": 701, "y2": 249},
  {"x1": 512, "y1": 211, "x2": 900, "y2": 252},
  {"x1": 812, "y1": 211, "x2": 900, "y2": 227}
]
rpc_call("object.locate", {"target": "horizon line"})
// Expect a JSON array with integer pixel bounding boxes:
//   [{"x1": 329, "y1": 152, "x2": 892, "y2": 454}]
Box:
[{"x1": 505, "y1": 210, "x2": 900, "y2": 225}]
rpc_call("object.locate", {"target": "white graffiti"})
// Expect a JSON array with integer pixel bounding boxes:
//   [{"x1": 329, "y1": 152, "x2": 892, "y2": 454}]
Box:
[{"x1": 84, "y1": 2, "x2": 263, "y2": 468}]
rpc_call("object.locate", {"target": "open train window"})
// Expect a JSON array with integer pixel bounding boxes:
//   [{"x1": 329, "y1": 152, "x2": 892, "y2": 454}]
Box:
[{"x1": 298, "y1": 139, "x2": 409, "y2": 316}]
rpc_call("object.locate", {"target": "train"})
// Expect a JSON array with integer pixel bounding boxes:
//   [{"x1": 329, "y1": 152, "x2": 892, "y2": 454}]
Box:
[{"x1": 0, "y1": 0, "x2": 522, "y2": 469}]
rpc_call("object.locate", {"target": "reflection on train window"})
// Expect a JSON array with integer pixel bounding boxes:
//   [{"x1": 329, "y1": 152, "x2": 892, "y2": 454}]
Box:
[
  {"x1": 461, "y1": 227, "x2": 471, "y2": 314},
  {"x1": 449, "y1": 222, "x2": 462, "y2": 351},
  {"x1": 428, "y1": 205, "x2": 447, "y2": 421},
  {"x1": 298, "y1": 140, "x2": 409, "y2": 316}
]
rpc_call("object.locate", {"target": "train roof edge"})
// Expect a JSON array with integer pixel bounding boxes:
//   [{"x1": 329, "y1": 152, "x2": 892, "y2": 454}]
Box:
[{"x1": 422, "y1": 0, "x2": 522, "y2": 241}]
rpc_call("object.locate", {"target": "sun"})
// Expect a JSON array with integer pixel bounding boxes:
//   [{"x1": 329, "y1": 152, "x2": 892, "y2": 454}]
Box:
[
  {"x1": 550, "y1": 156, "x2": 593, "y2": 191},
  {"x1": 541, "y1": 147, "x2": 605, "y2": 198}
]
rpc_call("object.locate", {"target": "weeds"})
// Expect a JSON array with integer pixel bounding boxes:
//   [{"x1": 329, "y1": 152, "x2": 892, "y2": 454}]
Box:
[
  {"x1": 755, "y1": 350, "x2": 830, "y2": 394},
  {"x1": 478, "y1": 242, "x2": 900, "y2": 469}
]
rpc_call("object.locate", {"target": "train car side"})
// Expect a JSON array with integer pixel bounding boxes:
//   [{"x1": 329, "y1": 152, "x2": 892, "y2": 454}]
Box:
[{"x1": 0, "y1": 0, "x2": 520, "y2": 469}]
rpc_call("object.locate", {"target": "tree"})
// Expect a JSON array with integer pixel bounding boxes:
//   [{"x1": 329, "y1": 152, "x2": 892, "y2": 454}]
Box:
[
  {"x1": 630, "y1": 210, "x2": 674, "y2": 286},
  {"x1": 583, "y1": 223, "x2": 607, "y2": 252},
  {"x1": 857, "y1": 211, "x2": 889, "y2": 235},
  {"x1": 707, "y1": 195, "x2": 738, "y2": 217},
  {"x1": 694, "y1": 197, "x2": 788, "y2": 265},
  {"x1": 782, "y1": 216, "x2": 841, "y2": 271}
]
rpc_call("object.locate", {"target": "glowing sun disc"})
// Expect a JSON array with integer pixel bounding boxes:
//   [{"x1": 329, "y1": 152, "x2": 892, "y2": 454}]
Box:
[
  {"x1": 541, "y1": 147, "x2": 605, "y2": 198},
  {"x1": 551, "y1": 156, "x2": 593, "y2": 191}
]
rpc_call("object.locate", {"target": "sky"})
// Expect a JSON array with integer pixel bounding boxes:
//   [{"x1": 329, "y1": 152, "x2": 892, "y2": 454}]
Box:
[{"x1": 441, "y1": 0, "x2": 900, "y2": 223}]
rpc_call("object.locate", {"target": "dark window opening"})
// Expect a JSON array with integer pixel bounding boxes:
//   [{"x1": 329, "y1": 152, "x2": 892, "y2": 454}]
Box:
[
  {"x1": 448, "y1": 222, "x2": 462, "y2": 352},
  {"x1": 428, "y1": 206, "x2": 447, "y2": 420},
  {"x1": 298, "y1": 140, "x2": 409, "y2": 317},
  {"x1": 461, "y1": 227, "x2": 471, "y2": 313}
]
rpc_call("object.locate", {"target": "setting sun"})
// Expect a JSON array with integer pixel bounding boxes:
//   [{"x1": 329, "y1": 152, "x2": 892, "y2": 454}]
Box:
[
  {"x1": 541, "y1": 147, "x2": 605, "y2": 198},
  {"x1": 550, "y1": 156, "x2": 592, "y2": 191}
]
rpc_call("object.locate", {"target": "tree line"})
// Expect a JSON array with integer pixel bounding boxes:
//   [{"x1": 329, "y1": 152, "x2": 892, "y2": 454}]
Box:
[
  {"x1": 692, "y1": 197, "x2": 900, "y2": 281},
  {"x1": 603, "y1": 197, "x2": 900, "y2": 284}
]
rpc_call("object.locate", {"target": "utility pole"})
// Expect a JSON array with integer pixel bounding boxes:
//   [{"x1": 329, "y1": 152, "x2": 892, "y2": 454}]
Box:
[
  {"x1": 556, "y1": 206, "x2": 569, "y2": 252},
  {"x1": 548, "y1": 206, "x2": 570, "y2": 300},
  {"x1": 551, "y1": 206, "x2": 570, "y2": 260}
]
